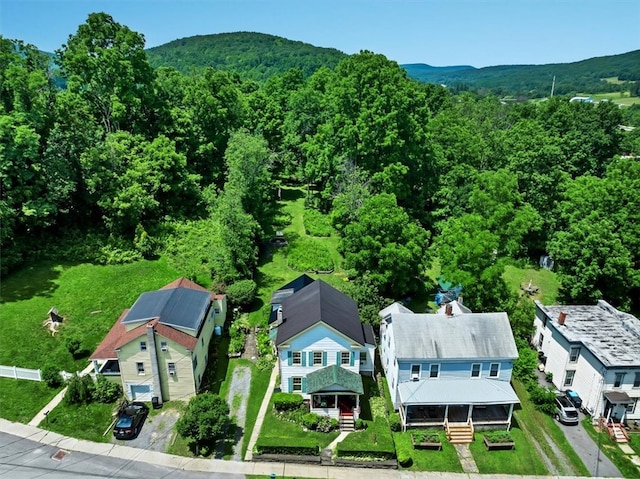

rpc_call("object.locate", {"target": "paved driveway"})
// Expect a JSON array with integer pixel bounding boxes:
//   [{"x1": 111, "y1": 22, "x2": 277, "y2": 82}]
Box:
[
  {"x1": 112, "y1": 408, "x2": 180, "y2": 452},
  {"x1": 554, "y1": 410, "x2": 622, "y2": 476}
]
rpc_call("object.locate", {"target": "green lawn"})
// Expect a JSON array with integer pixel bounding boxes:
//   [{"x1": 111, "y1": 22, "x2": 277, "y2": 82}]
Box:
[
  {"x1": 503, "y1": 264, "x2": 559, "y2": 304},
  {"x1": 394, "y1": 431, "x2": 462, "y2": 472},
  {"x1": 582, "y1": 419, "x2": 640, "y2": 478},
  {"x1": 41, "y1": 401, "x2": 117, "y2": 443},
  {"x1": 0, "y1": 378, "x2": 61, "y2": 423},
  {"x1": 581, "y1": 91, "x2": 640, "y2": 106},
  {"x1": 470, "y1": 428, "x2": 547, "y2": 475}
]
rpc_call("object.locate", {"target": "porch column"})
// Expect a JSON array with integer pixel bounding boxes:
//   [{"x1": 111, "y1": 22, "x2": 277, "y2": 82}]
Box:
[
  {"x1": 93, "y1": 359, "x2": 100, "y2": 374},
  {"x1": 467, "y1": 404, "x2": 473, "y2": 421},
  {"x1": 444, "y1": 404, "x2": 449, "y2": 421},
  {"x1": 402, "y1": 405, "x2": 407, "y2": 432},
  {"x1": 507, "y1": 404, "x2": 514, "y2": 430}
]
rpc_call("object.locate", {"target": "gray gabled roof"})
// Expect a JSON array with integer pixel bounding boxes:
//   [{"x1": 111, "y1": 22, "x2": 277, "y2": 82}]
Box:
[
  {"x1": 122, "y1": 287, "x2": 211, "y2": 333},
  {"x1": 276, "y1": 280, "x2": 370, "y2": 346},
  {"x1": 379, "y1": 302, "x2": 414, "y2": 318},
  {"x1": 398, "y1": 378, "x2": 519, "y2": 406},
  {"x1": 391, "y1": 312, "x2": 518, "y2": 360}
]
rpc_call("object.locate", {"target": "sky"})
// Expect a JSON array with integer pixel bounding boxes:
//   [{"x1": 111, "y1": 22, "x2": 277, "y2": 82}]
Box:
[{"x1": 1, "y1": 0, "x2": 639, "y2": 68}]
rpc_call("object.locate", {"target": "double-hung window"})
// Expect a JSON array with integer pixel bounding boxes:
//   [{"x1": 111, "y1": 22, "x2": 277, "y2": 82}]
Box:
[
  {"x1": 411, "y1": 364, "x2": 420, "y2": 379},
  {"x1": 313, "y1": 351, "x2": 323, "y2": 366},
  {"x1": 564, "y1": 370, "x2": 575, "y2": 387},
  {"x1": 168, "y1": 362, "x2": 176, "y2": 376},
  {"x1": 429, "y1": 364, "x2": 439, "y2": 378},
  {"x1": 569, "y1": 347, "x2": 581, "y2": 363},
  {"x1": 136, "y1": 362, "x2": 145, "y2": 375},
  {"x1": 140, "y1": 341, "x2": 147, "y2": 352},
  {"x1": 614, "y1": 372, "x2": 625, "y2": 388},
  {"x1": 340, "y1": 351, "x2": 350, "y2": 365},
  {"x1": 292, "y1": 377, "x2": 302, "y2": 392},
  {"x1": 633, "y1": 372, "x2": 640, "y2": 388},
  {"x1": 471, "y1": 363, "x2": 481, "y2": 378},
  {"x1": 292, "y1": 351, "x2": 302, "y2": 365},
  {"x1": 489, "y1": 363, "x2": 500, "y2": 378}
]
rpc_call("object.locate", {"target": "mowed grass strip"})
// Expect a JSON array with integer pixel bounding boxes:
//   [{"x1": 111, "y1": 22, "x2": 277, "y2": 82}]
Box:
[
  {"x1": 41, "y1": 401, "x2": 116, "y2": 443},
  {"x1": 470, "y1": 428, "x2": 547, "y2": 475},
  {"x1": 0, "y1": 378, "x2": 61, "y2": 423},
  {"x1": 393, "y1": 431, "x2": 462, "y2": 472}
]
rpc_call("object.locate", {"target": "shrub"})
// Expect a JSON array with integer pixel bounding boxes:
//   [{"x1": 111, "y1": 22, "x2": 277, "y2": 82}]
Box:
[
  {"x1": 93, "y1": 374, "x2": 122, "y2": 403},
  {"x1": 64, "y1": 374, "x2": 94, "y2": 405},
  {"x1": 355, "y1": 418, "x2": 368, "y2": 430},
  {"x1": 228, "y1": 335, "x2": 245, "y2": 355},
  {"x1": 273, "y1": 392, "x2": 304, "y2": 412},
  {"x1": 529, "y1": 384, "x2": 557, "y2": 415},
  {"x1": 256, "y1": 354, "x2": 275, "y2": 372},
  {"x1": 396, "y1": 437, "x2": 413, "y2": 467},
  {"x1": 303, "y1": 209, "x2": 333, "y2": 237},
  {"x1": 317, "y1": 415, "x2": 338, "y2": 432},
  {"x1": 388, "y1": 412, "x2": 401, "y2": 432},
  {"x1": 225, "y1": 280, "x2": 257, "y2": 307},
  {"x1": 287, "y1": 238, "x2": 333, "y2": 272},
  {"x1": 545, "y1": 371, "x2": 553, "y2": 382},
  {"x1": 370, "y1": 397, "x2": 387, "y2": 419},
  {"x1": 65, "y1": 336, "x2": 84, "y2": 359},
  {"x1": 42, "y1": 365, "x2": 63, "y2": 388},
  {"x1": 256, "y1": 330, "x2": 272, "y2": 357},
  {"x1": 255, "y1": 437, "x2": 319, "y2": 456},
  {"x1": 302, "y1": 413, "x2": 320, "y2": 430}
]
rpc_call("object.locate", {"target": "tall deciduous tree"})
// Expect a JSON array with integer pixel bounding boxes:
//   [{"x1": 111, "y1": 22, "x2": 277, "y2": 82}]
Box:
[
  {"x1": 340, "y1": 193, "x2": 430, "y2": 298},
  {"x1": 176, "y1": 393, "x2": 230, "y2": 452}
]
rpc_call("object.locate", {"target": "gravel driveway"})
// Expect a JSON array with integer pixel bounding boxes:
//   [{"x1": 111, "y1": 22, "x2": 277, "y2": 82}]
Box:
[
  {"x1": 217, "y1": 365, "x2": 251, "y2": 460},
  {"x1": 112, "y1": 408, "x2": 180, "y2": 452}
]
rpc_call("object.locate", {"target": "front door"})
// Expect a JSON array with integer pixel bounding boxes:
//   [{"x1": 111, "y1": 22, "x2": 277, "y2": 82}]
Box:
[
  {"x1": 448, "y1": 405, "x2": 470, "y2": 422},
  {"x1": 338, "y1": 395, "x2": 356, "y2": 416}
]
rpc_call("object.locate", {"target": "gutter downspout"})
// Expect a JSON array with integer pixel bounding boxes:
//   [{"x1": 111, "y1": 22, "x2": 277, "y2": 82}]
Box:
[{"x1": 146, "y1": 325, "x2": 163, "y2": 405}]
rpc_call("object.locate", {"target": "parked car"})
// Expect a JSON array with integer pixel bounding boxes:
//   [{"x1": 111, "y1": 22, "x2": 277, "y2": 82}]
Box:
[
  {"x1": 113, "y1": 402, "x2": 149, "y2": 439},
  {"x1": 565, "y1": 389, "x2": 583, "y2": 409},
  {"x1": 554, "y1": 395, "x2": 579, "y2": 425}
]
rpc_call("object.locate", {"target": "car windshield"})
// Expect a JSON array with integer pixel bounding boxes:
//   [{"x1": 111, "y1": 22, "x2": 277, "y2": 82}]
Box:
[
  {"x1": 566, "y1": 410, "x2": 579, "y2": 417},
  {"x1": 558, "y1": 397, "x2": 573, "y2": 407},
  {"x1": 116, "y1": 416, "x2": 133, "y2": 428}
]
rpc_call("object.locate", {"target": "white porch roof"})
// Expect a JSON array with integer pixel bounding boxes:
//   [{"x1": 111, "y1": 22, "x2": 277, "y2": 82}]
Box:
[{"x1": 398, "y1": 378, "x2": 519, "y2": 406}]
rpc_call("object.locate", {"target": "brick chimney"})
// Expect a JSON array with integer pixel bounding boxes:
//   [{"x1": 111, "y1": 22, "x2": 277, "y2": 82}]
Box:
[
  {"x1": 558, "y1": 311, "x2": 567, "y2": 325},
  {"x1": 445, "y1": 303, "x2": 453, "y2": 317}
]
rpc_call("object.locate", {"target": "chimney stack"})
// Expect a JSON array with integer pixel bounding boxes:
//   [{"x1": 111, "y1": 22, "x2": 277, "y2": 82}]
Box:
[
  {"x1": 445, "y1": 303, "x2": 453, "y2": 317},
  {"x1": 558, "y1": 311, "x2": 567, "y2": 325}
]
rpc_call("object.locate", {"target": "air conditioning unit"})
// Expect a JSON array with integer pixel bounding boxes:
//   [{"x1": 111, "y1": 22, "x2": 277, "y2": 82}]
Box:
[
  {"x1": 411, "y1": 374, "x2": 419, "y2": 381},
  {"x1": 161, "y1": 346, "x2": 168, "y2": 352},
  {"x1": 169, "y1": 370, "x2": 176, "y2": 376}
]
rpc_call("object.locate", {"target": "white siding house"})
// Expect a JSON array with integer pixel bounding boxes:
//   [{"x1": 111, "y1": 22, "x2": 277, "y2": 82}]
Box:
[
  {"x1": 274, "y1": 278, "x2": 375, "y2": 423},
  {"x1": 380, "y1": 303, "x2": 520, "y2": 431},
  {"x1": 533, "y1": 300, "x2": 640, "y2": 422}
]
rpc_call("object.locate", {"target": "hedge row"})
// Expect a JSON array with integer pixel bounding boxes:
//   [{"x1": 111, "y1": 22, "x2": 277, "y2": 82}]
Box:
[
  {"x1": 272, "y1": 392, "x2": 304, "y2": 411},
  {"x1": 255, "y1": 437, "x2": 320, "y2": 456}
]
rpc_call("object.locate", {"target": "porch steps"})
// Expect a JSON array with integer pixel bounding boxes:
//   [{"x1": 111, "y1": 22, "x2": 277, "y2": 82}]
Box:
[
  {"x1": 447, "y1": 422, "x2": 474, "y2": 444},
  {"x1": 339, "y1": 416, "x2": 355, "y2": 432},
  {"x1": 611, "y1": 423, "x2": 629, "y2": 443}
]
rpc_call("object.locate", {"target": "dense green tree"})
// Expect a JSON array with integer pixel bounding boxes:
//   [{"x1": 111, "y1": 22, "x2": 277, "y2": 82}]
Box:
[
  {"x1": 56, "y1": 13, "x2": 157, "y2": 135},
  {"x1": 176, "y1": 393, "x2": 230, "y2": 452},
  {"x1": 340, "y1": 193, "x2": 430, "y2": 298}
]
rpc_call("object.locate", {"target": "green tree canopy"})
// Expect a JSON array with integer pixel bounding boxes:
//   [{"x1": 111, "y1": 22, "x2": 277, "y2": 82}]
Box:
[{"x1": 176, "y1": 392, "x2": 230, "y2": 450}]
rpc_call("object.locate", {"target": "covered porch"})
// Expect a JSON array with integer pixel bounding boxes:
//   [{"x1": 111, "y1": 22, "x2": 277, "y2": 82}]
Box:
[
  {"x1": 397, "y1": 378, "x2": 519, "y2": 431},
  {"x1": 307, "y1": 365, "x2": 363, "y2": 422}
]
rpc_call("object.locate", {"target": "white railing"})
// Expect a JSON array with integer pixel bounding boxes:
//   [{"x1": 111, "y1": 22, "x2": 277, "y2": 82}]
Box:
[{"x1": 0, "y1": 365, "x2": 42, "y2": 381}]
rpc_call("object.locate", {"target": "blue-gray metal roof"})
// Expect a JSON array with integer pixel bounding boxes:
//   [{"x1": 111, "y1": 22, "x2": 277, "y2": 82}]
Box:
[
  {"x1": 398, "y1": 378, "x2": 519, "y2": 406},
  {"x1": 122, "y1": 288, "x2": 210, "y2": 332},
  {"x1": 391, "y1": 312, "x2": 518, "y2": 360}
]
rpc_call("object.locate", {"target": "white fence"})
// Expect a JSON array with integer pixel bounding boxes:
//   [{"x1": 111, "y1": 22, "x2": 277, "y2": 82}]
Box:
[{"x1": 0, "y1": 365, "x2": 42, "y2": 381}]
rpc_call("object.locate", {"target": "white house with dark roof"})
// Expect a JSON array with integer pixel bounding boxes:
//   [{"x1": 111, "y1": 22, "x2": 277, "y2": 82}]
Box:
[
  {"x1": 90, "y1": 278, "x2": 226, "y2": 403},
  {"x1": 379, "y1": 303, "x2": 520, "y2": 434},
  {"x1": 533, "y1": 300, "x2": 640, "y2": 422},
  {"x1": 273, "y1": 276, "x2": 375, "y2": 427}
]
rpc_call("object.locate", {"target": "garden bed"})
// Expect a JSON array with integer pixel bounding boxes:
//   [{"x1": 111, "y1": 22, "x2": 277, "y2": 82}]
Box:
[
  {"x1": 411, "y1": 431, "x2": 442, "y2": 450},
  {"x1": 483, "y1": 434, "x2": 515, "y2": 450}
]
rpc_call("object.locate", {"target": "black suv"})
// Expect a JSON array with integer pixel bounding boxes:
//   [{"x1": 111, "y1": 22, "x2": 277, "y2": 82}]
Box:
[
  {"x1": 554, "y1": 395, "x2": 579, "y2": 425},
  {"x1": 113, "y1": 402, "x2": 149, "y2": 439}
]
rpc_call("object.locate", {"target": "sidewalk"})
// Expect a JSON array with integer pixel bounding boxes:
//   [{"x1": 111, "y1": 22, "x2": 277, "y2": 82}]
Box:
[
  {"x1": 28, "y1": 362, "x2": 95, "y2": 427},
  {"x1": 0, "y1": 418, "x2": 610, "y2": 479}
]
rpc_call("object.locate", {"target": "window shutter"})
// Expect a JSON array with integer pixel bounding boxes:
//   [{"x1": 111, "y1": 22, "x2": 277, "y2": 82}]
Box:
[
  {"x1": 322, "y1": 351, "x2": 327, "y2": 366},
  {"x1": 350, "y1": 351, "x2": 356, "y2": 367},
  {"x1": 302, "y1": 377, "x2": 307, "y2": 393},
  {"x1": 301, "y1": 352, "x2": 306, "y2": 366},
  {"x1": 309, "y1": 351, "x2": 313, "y2": 365},
  {"x1": 287, "y1": 351, "x2": 292, "y2": 366},
  {"x1": 336, "y1": 351, "x2": 340, "y2": 364},
  {"x1": 288, "y1": 377, "x2": 293, "y2": 392}
]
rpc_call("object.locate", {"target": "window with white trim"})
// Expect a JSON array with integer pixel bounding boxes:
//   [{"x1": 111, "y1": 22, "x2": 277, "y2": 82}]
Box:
[
  {"x1": 136, "y1": 362, "x2": 145, "y2": 375},
  {"x1": 411, "y1": 364, "x2": 420, "y2": 379},
  {"x1": 160, "y1": 341, "x2": 168, "y2": 351},
  {"x1": 614, "y1": 372, "x2": 625, "y2": 388},
  {"x1": 489, "y1": 363, "x2": 500, "y2": 378},
  {"x1": 429, "y1": 364, "x2": 439, "y2": 378},
  {"x1": 313, "y1": 351, "x2": 322, "y2": 365},
  {"x1": 633, "y1": 372, "x2": 640, "y2": 388},
  {"x1": 292, "y1": 351, "x2": 301, "y2": 365},
  {"x1": 168, "y1": 362, "x2": 176, "y2": 376},
  {"x1": 626, "y1": 399, "x2": 637, "y2": 414},
  {"x1": 341, "y1": 352, "x2": 350, "y2": 365},
  {"x1": 292, "y1": 377, "x2": 302, "y2": 392},
  {"x1": 140, "y1": 341, "x2": 147, "y2": 352},
  {"x1": 360, "y1": 352, "x2": 367, "y2": 365},
  {"x1": 569, "y1": 347, "x2": 581, "y2": 363},
  {"x1": 471, "y1": 363, "x2": 481, "y2": 378},
  {"x1": 564, "y1": 370, "x2": 575, "y2": 387}
]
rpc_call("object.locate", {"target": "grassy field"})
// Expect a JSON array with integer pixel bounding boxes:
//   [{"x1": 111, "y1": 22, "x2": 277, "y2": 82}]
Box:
[
  {"x1": 394, "y1": 430, "x2": 462, "y2": 472},
  {"x1": 503, "y1": 264, "x2": 560, "y2": 305},
  {"x1": 580, "y1": 91, "x2": 640, "y2": 106},
  {"x1": 40, "y1": 401, "x2": 116, "y2": 443},
  {"x1": 0, "y1": 378, "x2": 61, "y2": 423}
]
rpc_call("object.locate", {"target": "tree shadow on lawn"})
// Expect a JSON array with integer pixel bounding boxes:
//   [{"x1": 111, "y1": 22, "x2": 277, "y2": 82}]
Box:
[
  {"x1": 280, "y1": 187, "x2": 304, "y2": 202},
  {"x1": 201, "y1": 336, "x2": 229, "y2": 395},
  {"x1": 0, "y1": 261, "x2": 66, "y2": 303}
]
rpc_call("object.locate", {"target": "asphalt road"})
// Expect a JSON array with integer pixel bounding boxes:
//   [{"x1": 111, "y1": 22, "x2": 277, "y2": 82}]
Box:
[
  {"x1": 0, "y1": 431, "x2": 244, "y2": 479},
  {"x1": 554, "y1": 412, "x2": 622, "y2": 477}
]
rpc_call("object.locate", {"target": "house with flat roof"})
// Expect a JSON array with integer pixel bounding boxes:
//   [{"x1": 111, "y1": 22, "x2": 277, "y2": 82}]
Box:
[
  {"x1": 90, "y1": 278, "x2": 226, "y2": 403},
  {"x1": 379, "y1": 302, "x2": 519, "y2": 438},
  {"x1": 533, "y1": 300, "x2": 640, "y2": 422}
]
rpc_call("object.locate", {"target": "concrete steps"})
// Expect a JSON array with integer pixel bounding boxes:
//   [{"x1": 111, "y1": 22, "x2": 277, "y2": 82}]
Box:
[{"x1": 339, "y1": 416, "x2": 355, "y2": 432}]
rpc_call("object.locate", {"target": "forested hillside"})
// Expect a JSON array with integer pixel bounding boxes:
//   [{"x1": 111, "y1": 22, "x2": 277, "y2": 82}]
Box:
[
  {"x1": 402, "y1": 50, "x2": 640, "y2": 98},
  {"x1": 2, "y1": 13, "x2": 640, "y2": 327},
  {"x1": 146, "y1": 32, "x2": 347, "y2": 81}
]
